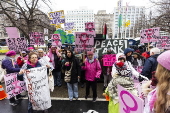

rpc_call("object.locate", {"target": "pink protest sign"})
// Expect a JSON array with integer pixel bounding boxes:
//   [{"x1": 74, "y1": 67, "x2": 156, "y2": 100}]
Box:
[
  {"x1": 75, "y1": 32, "x2": 94, "y2": 53},
  {"x1": 102, "y1": 54, "x2": 116, "y2": 66},
  {"x1": 51, "y1": 34, "x2": 62, "y2": 47},
  {"x1": 4, "y1": 73, "x2": 26, "y2": 99},
  {"x1": 29, "y1": 32, "x2": 44, "y2": 45},
  {"x1": 133, "y1": 66, "x2": 143, "y2": 73},
  {"x1": 6, "y1": 37, "x2": 28, "y2": 52},
  {"x1": 156, "y1": 36, "x2": 170, "y2": 49},
  {"x1": 140, "y1": 27, "x2": 160, "y2": 43},
  {"x1": 85, "y1": 22, "x2": 95, "y2": 32},
  {"x1": 5, "y1": 27, "x2": 20, "y2": 38},
  {"x1": 117, "y1": 85, "x2": 144, "y2": 113}
]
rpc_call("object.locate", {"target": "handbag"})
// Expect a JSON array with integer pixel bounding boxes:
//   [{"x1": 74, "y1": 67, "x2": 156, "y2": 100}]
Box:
[{"x1": 64, "y1": 63, "x2": 73, "y2": 83}]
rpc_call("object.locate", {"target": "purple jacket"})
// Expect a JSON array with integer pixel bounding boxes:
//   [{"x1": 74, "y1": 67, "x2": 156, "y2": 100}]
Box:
[
  {"x1": 82, "y1": 59, "x2": 102, "y2": 81},
  {"x1": 2, "y1": 57, "x2": 20, "y2": 74}
]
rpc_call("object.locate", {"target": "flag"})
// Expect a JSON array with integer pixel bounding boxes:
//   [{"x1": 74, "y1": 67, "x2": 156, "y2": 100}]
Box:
[
  {"x1": 124, "y1": 20, "x2": 130, "y2": 27},
  {"x1": 118, "y1": 14, "x2": 122, "y2": 27},
  {"x1": 102, "y1": 23, "x2": 107, "y2": 39}
]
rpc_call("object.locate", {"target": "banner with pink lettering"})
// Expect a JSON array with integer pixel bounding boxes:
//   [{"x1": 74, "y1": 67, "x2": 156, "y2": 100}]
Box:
[
  {"x1": 5, "y1": 27, "x2": 20, "y2": 38},
  {"x1": 117, "y1": 85, "x2": 144, "y2": 113},
  {"x1": 6, "y1": 37, "x2": 27, "y2": 52},
  {"x1": 29, "y1": 32, "x2": 45, "y2": 45},
  {"x1": 140, "y1": 27, "x2": 160, "y2": 43},
  {"x1": 75, "y1": 32, "x2": 94, "y2": 53},
  {"x1": 102, "y1": 54, "x2": 116, "y2": 66},
  {"x1": 51, "y1": 34, "x2": 62, "y2": 47},
  {"x1": 4, "y1": 73, "x2": 26, "y2": 99},
  {"x1": 156, "y1": 36, "x2": 170, "y2": 49}
]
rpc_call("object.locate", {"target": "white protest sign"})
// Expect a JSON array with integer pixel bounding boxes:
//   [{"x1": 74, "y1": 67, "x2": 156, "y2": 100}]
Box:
[
  {"x1": 117, "y1": 85, "x2": 144, "y2": 113},
  {"x1": 38, "y1": 56, "x2": 54, "y2": 70},
  {"x1": 25, "y1": 66, "x2": 51, "y2": 110}
]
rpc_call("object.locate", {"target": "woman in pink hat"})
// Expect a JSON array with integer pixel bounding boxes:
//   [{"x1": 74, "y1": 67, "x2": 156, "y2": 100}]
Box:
[
  {"x1": 82, "y1": 51, "x2": 102, "y2": 102},
  {"x1": 144, "y1": 50, "x2": 170, "y2": 113}
]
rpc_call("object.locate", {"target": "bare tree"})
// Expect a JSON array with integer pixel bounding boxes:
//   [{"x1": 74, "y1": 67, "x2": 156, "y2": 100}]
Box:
[{"x1": 0, "y1": 0, "x2": 55, "y2": 44}]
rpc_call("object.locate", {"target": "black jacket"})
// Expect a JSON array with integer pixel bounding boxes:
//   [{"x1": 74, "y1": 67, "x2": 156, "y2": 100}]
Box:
[
  {"x1": 63, "y1": 56, "x2": 81, "y2": 84},
  {"x1": 141, "y1": 54, "x2": 159, "y2": 79}
]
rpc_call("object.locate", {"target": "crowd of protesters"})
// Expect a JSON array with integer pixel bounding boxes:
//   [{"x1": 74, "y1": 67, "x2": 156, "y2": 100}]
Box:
[{"x1": 1, "y1": 43, "x2": 170, "y2": 113}]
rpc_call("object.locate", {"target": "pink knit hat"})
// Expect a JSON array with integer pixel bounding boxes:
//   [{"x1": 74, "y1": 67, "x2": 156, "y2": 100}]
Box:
[
  {"x1": 28, "y1": 47, "x2": 34, "y2": 50},
  {"x1": 157, "y1": 50, "x2": 170, "y2": 70},
  {"x1": 6, "y1": 50, "x2": 16, "y2": 56},
  {"x1": 87, "y1": 51, "x2": 94, "y2": 55}
]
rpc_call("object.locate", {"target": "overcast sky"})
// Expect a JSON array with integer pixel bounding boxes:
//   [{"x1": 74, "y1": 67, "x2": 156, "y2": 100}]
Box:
[{"x1": 48, "y1": 0, "x2": 153, "y2": 14}]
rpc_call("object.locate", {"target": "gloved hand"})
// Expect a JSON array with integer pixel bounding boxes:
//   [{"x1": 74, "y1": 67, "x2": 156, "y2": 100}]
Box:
[{"x1": 139, "y1": 74, "x2": 149, "y2": 81}]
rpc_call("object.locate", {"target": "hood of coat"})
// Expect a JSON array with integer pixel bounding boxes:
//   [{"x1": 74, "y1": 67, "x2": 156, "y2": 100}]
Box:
[
  {"x1": 124, "y1": 48, "x2": 134, "y2": 56},
  {"x1": 116, "y1": 53, "x2": 126, "y2": 61}
]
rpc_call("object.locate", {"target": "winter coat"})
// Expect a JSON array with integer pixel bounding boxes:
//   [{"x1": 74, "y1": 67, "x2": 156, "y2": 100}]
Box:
[
  {"x1": 124, "y1": 48, "x2": 134, "y2": 63},
  {"x1": 131, "y1": 57, "x2": 145, "y2": 66},
  {"x1": 1, "y1": 57, "x2": 20, "y2": 74},
  {"x1": 17, "y1": 61, "x2": 42, "y2": 81},
  {"x1": 17, "y1": 56, "x2": 28, "y2": 68},
  {"x1": 63, "y1": 56, "x2": 81, "y2": 84},
  {"x1": 82, "y1": 58, "x2": 101, "y2": 81},
  {"x1": 141, "y1": 54, "x2": 159, "y2": 79},
  {"x1": 142, "y1": 52, "x2": 150, "y2": 59}
]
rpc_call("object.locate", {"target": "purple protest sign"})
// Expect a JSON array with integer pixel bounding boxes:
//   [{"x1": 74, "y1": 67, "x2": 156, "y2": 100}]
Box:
[
  {"x1": 6, "y1": 37, "x2": 28, "y2": 52},
  {"x1": 51, "y1": 34, "x2": 62, "y2": 47},
  {"x1": 29, "y1": 32, "x2": 44, "y2": 45},
  {"x1": 4, "y1": 73, "x2": 26, "y2": 99},
  {"x1": 49, "y1": 10, "x2": 65, "y2": 25},
  {"x1": 117, "y1": 85, "x2": 144, "y2": 113},
  {"x1": 75, "y1": 32, "x2": 94, "y2": 53},
  {"x1": 140, "y1": 27, "x2": 160, "y2": 43},
  {"x1": 5, "y1": 27, "x2": 20, "y2": 38},
  {"x1": 102, "y1": 54, "x2": 116, "y2": 66},
  {"x1": 156, "y1": 36, "x2": 170, "y2": 49},
  {"x1": 64, "y1": 22, "x2": 74, "y2": 31}
]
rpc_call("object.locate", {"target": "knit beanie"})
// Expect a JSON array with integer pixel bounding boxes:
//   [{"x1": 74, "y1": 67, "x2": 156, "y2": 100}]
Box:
[{"x1": 157, "y1": 50, "x2": 170, "y2": 70}]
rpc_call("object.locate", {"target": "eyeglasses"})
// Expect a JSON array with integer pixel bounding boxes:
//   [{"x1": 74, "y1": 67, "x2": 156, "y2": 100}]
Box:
[
  {"x1": 38, "y1": 52, "x2": 43, "y2": 53},
  {"x1": 31, "y1": 57, "x2": 38, "y2": 59}
]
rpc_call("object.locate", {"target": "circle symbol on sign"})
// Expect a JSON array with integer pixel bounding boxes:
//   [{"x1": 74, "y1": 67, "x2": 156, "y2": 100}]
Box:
[{"x1": 120, "y1": 90, "x2": 138, "y2": 113}]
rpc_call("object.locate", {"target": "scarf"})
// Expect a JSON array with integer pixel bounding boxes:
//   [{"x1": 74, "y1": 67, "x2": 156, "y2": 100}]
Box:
[{"x1": 88, "y1": 57, "x2": 94, "y2": 63}]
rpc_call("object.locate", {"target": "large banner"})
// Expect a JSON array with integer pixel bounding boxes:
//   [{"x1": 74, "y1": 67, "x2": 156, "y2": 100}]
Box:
[
  {"x1": 5, "y1": 27, "x2": 20, "y2": 38},
  {"x1": 156, "y1": 36, "x2": 170, "y2": 49},
  {"x1": 4, "y1": 73, "x2": 26, "y2": 99},
  {"x1": 49, "y1": 10, "x2": 65, "y2": 25},
  {"x1": 95, "y1": 39, "x2": 129, "y2": 56},
  {"x1": 117, "y1": 85, "x2": 144, "y2": 113},
  {"x1": 103, "y1": 54, "x2": 116, "y2": 66},
  {"x1": 29, "y1": 32, "x2": 45, "y2": 45},
  {"x1": 6, "y1": 37, "x2": 27, "y2": 52},
  {"x1": 75, "y1": 32, "x2": 94, "y2": 52},
  {"x1": 25, "y1": 66, "x2": 51, "y2": 110},
  {"x1": 140, "y1": 27, "x2": 160, "y2": 43}
]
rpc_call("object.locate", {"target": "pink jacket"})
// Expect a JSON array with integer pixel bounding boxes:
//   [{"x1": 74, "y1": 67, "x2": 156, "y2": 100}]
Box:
[{"x1": 82, "y1": 59, "x2": 102, "y2": 81}]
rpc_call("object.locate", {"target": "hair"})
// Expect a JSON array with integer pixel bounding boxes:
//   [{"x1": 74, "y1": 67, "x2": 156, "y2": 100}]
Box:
[
  {"x1": 28, "y1": 52, "x2": 38, "y2": 61},
  {"x1": 155, "y1": 63, "x2": 170, "y2": 113},
  {"x1": 150, "y1": 48, "x2": 160, "y2": 55}
]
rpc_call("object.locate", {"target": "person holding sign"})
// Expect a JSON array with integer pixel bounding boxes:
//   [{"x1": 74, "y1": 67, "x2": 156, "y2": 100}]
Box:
[
  {"x1": 1, "y1": 51, "x2": 21, "y2": 106},
  {"x1": 104, "y1": 53, "x2": 148, "y2": 113},
  {"x1": 62, "y1": 49, "x2": 81, "y2": 101},
  {"x1": 18, "y1": 52, "x2": 50, "y2": 113},
  {"x1": 17, "y1": 51, "x2": 28, "y2": 68},
  {"x1": 143, "y1": 50, "x2": 170, "y2": 113},
  {"x1": 82, "y1": 51, "x2": 101, "y2": 102}
]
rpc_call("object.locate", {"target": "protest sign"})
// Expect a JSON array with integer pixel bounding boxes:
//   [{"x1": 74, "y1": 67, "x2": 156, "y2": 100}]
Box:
[
  {"x1": 117, "y1": 85, "x2": 144, "y2": 113},
  {"x1": 95, "y1": 39, "x2": 129, "y2": 56},
  {"x1": 64, "y1": 22, "x2": 74, "y2": 31},
  {"x1": 51, "y1": 34, "x2": 62, "y2": 46},
  {"x1": 29, "y1": 32, "x2": 45, "y2": 45},
  {"x1": 5, "y1": 27, "x2": 20, "y2": 38},
  {"x1": 102, "y1": 54, "x2": 116, "y2": 66},
  {"x1": 25, "y1": 66, "x2": 51, "y2": 110},
  {"x1": 4, "y1": 73, "x2": 26, "y2": 99},
  {"x1": 85, "y1": 22, "x2": 95, "y2": 32},
  {"x1": 156, "y1": 36, "x2": 170, "y2": 49},
  {"x1": 38, "y1": 56, "x2": 54, "y2": 70},
  {"x1": 49, "y1": 10, "x2": 65, "y2": 25},
  {"x1": 75, "y1": 32, "x2": 94, "y2": 52},
  {"x1": 6, "y1": 37, "x2": 27, "y2": 52},
  {"x1": 140, "y1": 27, "x2": 160, "y2": 43}
]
